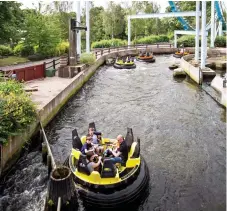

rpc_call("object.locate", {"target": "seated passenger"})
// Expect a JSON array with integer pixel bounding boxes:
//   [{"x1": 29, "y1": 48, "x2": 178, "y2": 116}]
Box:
[
  {"x1": 146, "y1": 52, "x2": 150, "y2": 57},
  {"x1": 81, "y1": 134, "x2": 94, "y2": 155},
  {"x1": 93, "y1": 132, "x2": 104, "y2": 155},
  {"x1": 108, "y1": 135, "x2": 128, "y2": 165},
  {"x1": 88, "y1": 127, "x2": 98, "y2": 144},
  {"x1": 86, "y1": 153, "x2": 102, "y2": 173}
]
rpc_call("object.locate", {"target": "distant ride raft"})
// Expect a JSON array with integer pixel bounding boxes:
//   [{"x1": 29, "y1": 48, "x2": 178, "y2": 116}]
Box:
[
  {"x1": 113, "y1": 60, "x2": 136, "y2": 69},
  {"x1": 173, "y1": 52, "x2": 190, "y2": 58},
  {"x1": 136, "y1": 55, "x2": 156, "y2": 63},
  {"x1": 169, "y1": 64, "x2": 179, "y2": 70}
]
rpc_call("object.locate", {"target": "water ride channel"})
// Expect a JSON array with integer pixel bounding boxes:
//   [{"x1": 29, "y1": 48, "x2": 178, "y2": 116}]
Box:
[{"x1": 0, "y1": 55, "x2": 225, "y2": 211}]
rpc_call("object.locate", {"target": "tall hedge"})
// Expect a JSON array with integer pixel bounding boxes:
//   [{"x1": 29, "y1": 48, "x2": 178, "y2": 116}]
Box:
[
  {"x1": 133, "y1": 35, "x2": 169, "y2": 44},
  {"x1": 0, "y1": 80, "x2": 37, "y2": 145},
  {"x1": 91, "y1": 39, "x2": 127, "y2": 49},
  {"x1": 214, "y1": 36, "x2": 226, "y2": 47},
  {"x1": 0, "y1": 45, "x2": 13, "y2": 56},
  {"x1": 177, "y1": 35, "x2": 196, "y2": 47}
]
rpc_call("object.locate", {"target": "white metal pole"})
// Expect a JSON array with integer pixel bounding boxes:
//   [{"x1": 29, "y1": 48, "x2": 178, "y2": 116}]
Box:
[
  {"x1": 76, "y1": 1, "x2": 81, "y2": 55},
  {"x1": 219, "y1": 21, "x2": 223, "y2": 36},
  {"x1": 210, "y1": 1, "x2": 215, "y2": 47},
  {"x1": 195, "y1": 1, "x2": 200, "y2": 62},
  {"x1": 204, "y1": 35, "x2": 207, "y2": 60},
  {"x1": 86, "y1": 1, "x2": 90, "y2": 53},
  {"x1": 174, "y1": 31, "x2": 177, "y2": 48},
  {"x1": 201, "y1": 1, "x2": 206, "y2": 69},
  {"x1": 128, "y1": 17, "x2": 131, "y2": 46}
]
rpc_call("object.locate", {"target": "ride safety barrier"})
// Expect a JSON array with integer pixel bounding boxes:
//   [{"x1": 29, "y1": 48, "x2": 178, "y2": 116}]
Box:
[{"x1": 92, "y1": 43, "x2": 173, "y2": 58}]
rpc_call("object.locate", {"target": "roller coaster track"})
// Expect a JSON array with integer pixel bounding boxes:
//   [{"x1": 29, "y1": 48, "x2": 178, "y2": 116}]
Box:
[{"x1": 168, "y1": 1, "x2": 226, "y2": 31}]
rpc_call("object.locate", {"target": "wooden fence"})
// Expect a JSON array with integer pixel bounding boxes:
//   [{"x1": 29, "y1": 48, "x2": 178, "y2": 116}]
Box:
[{"x1": 93, "y1": 43, "x2": 173, "y2": 58}]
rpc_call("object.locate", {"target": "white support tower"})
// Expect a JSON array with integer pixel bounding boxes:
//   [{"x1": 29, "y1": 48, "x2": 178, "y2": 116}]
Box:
[
  {"x1": 195, "y1": 1, "x2": 200, "y2": 62},
  {"x1": 76, "y1": 1, "x2": 81, "y2": 55},
  {"x1": 201, "y1": 1, "x2": 207, "y2": 69},
  {"x1": 210, "y1": 1, "x2": 215, "y2": 48},
  {"x1": 127, "y1": 11, "x2": 201, "y2": 46},
  {"x1": 86, "y1": 1, "x2": 90, "y2": 53},
  {"x1": 218, "y1": 21, "x2": 223, "y2": 36},
  {"x1": 128, "y1": 17, "x2": 131, "y2": 46}
]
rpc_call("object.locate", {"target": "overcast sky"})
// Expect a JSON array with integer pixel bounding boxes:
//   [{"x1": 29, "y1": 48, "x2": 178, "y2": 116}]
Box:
[{"x1": 19, "y1": 0, "x2": 169, "y2": 13}]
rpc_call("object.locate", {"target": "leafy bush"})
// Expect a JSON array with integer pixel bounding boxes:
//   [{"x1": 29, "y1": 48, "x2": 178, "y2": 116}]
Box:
[
  {"x1": 167, "y1": 32, "x2": 174, "y2": 40},
  {"x1": 80, "y1": 53, "x2": 96, "y2": 65},
  {"x1": 215, "y1": 36, "x2": 226, "y2": 47},
  {"x1": 0, "y1": 80, "x2": 24, "y2": 95},
  {"x1": 28, "y1": 54, "x2": 45, "y2": 61},
  {"x1": 13, "y1": 42, "x2": 34, "y2": 57},
  {"x1": 91, "y1": 39, "x2": 127, "y2": 49},
  {"x1": 133, "y1": 35, "x2": 169, "y2": 44},
  {"x1": 0, "y1": 45, "x2": 13, "y2": 56},
  {"x1": 0, "y1": 80, "x2": 37, "y2": 145},
  {"x1": 177, "y1": 35, "x2": 198, "y2": 47},
  {"x1": 55, "y1": 41, "x2": 69, "y2": 56}
]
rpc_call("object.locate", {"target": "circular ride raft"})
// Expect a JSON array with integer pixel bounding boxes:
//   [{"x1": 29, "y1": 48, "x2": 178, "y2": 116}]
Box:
[
  {"x1": 173, "y1": 52, "x2": 189, "y2": 58},
  {"x1": 136, "y1": 55, "x2": 156, "y2": 63},
  {"x1": 169, "y1": 64, "x2": 179, "y2": 70},
  {"x1": 113, "y1": 60, "x2": 136, "y2": 69},
  {"x1": 69, "y1": 123, "x2": 150, "y2": 209}
]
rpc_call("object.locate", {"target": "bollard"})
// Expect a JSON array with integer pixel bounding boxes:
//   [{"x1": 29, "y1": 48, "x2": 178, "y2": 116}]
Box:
[{"x1": 47, "y1": 166, "x2": 78, "y2": 211}]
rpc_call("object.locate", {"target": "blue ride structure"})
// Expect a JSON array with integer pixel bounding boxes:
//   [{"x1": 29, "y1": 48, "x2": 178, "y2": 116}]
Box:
[{"x1": 168, "y1": 1, "x2": 226, "y2": 31}]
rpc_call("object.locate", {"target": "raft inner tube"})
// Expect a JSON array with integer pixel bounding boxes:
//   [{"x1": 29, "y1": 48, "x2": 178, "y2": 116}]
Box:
[
  {"x1": 69, "y1": 124, "x2": 149, "y2": 209},
  {"x1": 137, "y1": 56, "x2": 155, "y2": 63},
  {"x1": 173, "y1": 52, "x2": 189, "y2": 58},
  {"x1": 113, "y1": 60, "x2": 136, "y2": 69}
]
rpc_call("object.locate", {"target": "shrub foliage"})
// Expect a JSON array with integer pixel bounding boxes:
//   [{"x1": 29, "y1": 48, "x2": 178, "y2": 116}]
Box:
[
  {"x1": 0, "y1": 45, "x2": 13, "y2": 56},
  {"x1": 80, "y1": 53, "x2": 96, "y2": 65},
  {"x1": 91, "y1": 39, "x2": 127, "y2": 49},
  {"x1": 214, "y1": 36, "x2": 226, "y2": 47},
  {"x1": 0, "y1": 80, "x2": 37, "y2": 145}
]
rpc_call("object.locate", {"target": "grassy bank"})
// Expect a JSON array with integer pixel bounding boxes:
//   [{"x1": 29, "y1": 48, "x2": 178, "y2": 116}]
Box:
[{"x1": 0, "y1": 56, "x2": 29, "y2": 67}]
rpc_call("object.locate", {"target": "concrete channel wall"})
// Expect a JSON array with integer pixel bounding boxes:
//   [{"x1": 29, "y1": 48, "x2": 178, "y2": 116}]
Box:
[
  {"x1": 180, "y1": 54, "x2": 202, "y2": 84},
  {"x1": 180, "y1": 54, "x2": 227, "y2": 108}
]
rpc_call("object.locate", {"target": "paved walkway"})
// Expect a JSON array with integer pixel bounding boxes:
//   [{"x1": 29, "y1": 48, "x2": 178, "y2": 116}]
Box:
[{"x1": 25, "y1": 75, "x2": 73, "y2": 110}]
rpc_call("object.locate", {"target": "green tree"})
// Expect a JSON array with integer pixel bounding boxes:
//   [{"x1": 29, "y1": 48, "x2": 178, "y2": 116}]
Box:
[
  {"x1": 23, "y1": 9, "x2": 62, "y2": 56},
  {"x1": 0, "y1": 1, "x2": 24, "y2": 44},
  {"x1": 102, "y1": 2, "x2": 126, "y2": 39}
]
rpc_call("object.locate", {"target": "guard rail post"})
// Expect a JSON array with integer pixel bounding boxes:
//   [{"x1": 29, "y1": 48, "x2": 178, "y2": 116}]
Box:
[{"x1": 53, "y1": 59, "x2": 55, "y2": 69}]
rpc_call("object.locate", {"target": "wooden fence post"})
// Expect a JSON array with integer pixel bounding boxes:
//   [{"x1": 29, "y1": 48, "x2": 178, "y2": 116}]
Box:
[
  {"x1": 53, "y1": 59, "x2": 55, "y2": 69},
  {"x1": 43, "y1": 62, "x2": 46, "y2": 70}
]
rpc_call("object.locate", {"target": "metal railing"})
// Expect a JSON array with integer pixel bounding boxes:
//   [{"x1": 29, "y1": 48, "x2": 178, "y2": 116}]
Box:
[{"x1": 92, "y1": 43, "x2": 173, "y2": 58}]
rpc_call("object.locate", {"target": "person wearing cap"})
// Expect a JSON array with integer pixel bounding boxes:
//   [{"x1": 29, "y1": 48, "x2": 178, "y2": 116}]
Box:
[{"x1": 81, "y1": 134, "x2": 94, "y2": 155}]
